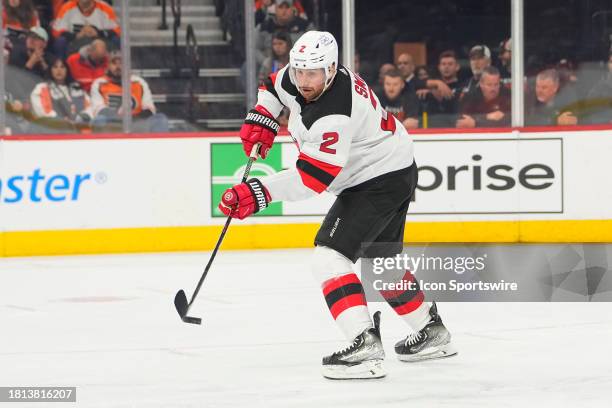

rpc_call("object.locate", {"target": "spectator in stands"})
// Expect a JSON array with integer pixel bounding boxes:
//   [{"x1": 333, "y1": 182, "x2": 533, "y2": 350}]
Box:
[
  {"x1": 258, "y1": 31, "x2": 291, "y2": 83},
  {"x1": 416, "y1": 65, "x2": 429, "y2": 81},
  {"x1": 497, "y1": 38, "x2": 511, "y2": 83},
  {"x1": 372, "y1": 63, "x2": 395, "y2": 97},
  {"x1": 396, "y1": 52, "x2": 453, "y2": 100},
  {"x1": 428, "y1": 50, "x2": 463, "y2": 128},
  {"x1": 457, "y1": 66, "x2": 510, "y2": 128},
  {"x1": 30, "y1": 0, "x2": 64, "y2": 31},
  {"x1": 8, "y1": 26, "x2": 49, "y2": 79},
  {"x1": 396, "y1": 53, "x2": 423, "y2": 93},
  {"x1": 377, "y1": 69, "x2": 419, "y2": 130},
  {"x1": 2, "y1": 0, "x2": 40, "y2": 39},
  {"x1": 255, "y1": 0, "x2": 312, "y2": 65},
  {"x1": 90, "y1": 52, "x2": 169, "y2": 133},
  {"x1": 255, "y1": 0, "x2": 275, "y2": 26},
  {"x1": 499, "y1": 41, "x2": 512, "y2": 80},
  {"x1": 52, "y1": 0, "x2": 121, "y2": 58},
  {"x1": 525, "y1": 68, "x2": 578, "y2": 126},
  {"x1": 461, "y1": 45, "x2": 492, "y2": 97},
  {"x1": 255, "y1": 0, "x2": 308, "y2": 26},
  {"x1": 396, "y1": 52, "x2": 453, "y2": 128},
  {"x1": 30, "y1": 56, "x2": 93, "y2": 133},
  {"x1": 436, "y1": 51, "x2": 462, "y2": 96},
  {"x1": 585, "y1": 52, "x2": 612, "y2": 124},
  {"x1": 258, "y1": 0, "x2": 310, "y2": 35},
  {"x1": 7, "y1": 26, "x2": 51, "y2": 106},
  {"x1": 66, "y1": 38, "x2": 108, "y2": 92}
]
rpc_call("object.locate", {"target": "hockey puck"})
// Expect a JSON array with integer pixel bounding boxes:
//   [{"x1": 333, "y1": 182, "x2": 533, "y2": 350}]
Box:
[{"x1": 183, "y1": 316, "x2": 202, "y2": 325}]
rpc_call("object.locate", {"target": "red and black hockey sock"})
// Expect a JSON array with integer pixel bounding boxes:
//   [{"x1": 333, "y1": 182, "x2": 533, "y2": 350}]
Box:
[
  {"x1": 322, "y1": 273, "x2": 373, "y2": 340},
  {"x1": 323, "y1": 273, "x2": 367, "y2": 318},
  {"x1": 379, "y1": 270, "x2": 431, "y2": 332}
]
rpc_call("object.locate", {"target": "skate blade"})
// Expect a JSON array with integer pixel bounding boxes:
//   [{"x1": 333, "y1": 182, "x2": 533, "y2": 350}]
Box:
[
  {"x1": 322, "y1": 359, "x2": 386, "y2": 380},
  {"x1": 397, "y1": 342, "x2": 458, "y2": 362}
]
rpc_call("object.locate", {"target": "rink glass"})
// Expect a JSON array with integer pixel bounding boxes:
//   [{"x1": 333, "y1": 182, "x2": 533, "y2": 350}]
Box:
[{"x1": 2, "y1": 1, "x2": 612, "y2": 134}]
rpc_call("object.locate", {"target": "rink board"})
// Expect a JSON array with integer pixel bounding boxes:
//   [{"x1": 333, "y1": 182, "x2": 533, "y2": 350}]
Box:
[{"x1": 1, "y1": 126, "x2": 612, "y2": 256}]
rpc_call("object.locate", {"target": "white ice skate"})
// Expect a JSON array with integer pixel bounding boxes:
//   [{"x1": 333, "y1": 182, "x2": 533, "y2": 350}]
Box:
[
  {"x1": 395, "y1": 302, "x2": 458, "y2": 362},
  {"x1": 322, "y1": 311, "x2": 386, "y2": 379}
]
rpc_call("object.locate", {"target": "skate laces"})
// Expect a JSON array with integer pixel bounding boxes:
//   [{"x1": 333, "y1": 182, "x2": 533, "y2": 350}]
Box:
[
  {"x1": 404, "y1": 331, "x2": 423, "y2": 346},
  {"x1": 337, "y1": 336, "x2": 361, "y2": 356}
]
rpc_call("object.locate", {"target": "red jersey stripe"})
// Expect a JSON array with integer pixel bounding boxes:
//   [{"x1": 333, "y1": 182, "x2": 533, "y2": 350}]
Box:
[{"x1": 269, "y1": 71, "x2": 279, "y2": 86}]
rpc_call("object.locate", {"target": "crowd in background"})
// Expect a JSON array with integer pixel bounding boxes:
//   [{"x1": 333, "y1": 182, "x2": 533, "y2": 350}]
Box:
[
  {"x1": 371, "y1": 44, "x2": 597, "y2": 130},
  {"x1": 6, "y1": 0, "x2": 612, "y2": 134},
  {"x1": 3, "y1": 0, "x2": 167, "y2": 135},
  {"x1": 248, "y1": 0, "x2": 612, "y2": 131}
]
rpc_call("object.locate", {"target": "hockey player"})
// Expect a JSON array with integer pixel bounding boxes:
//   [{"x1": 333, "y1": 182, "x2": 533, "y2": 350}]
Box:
[{"x1": 218, "y1": 31, "x2": 457, "y2": 379}]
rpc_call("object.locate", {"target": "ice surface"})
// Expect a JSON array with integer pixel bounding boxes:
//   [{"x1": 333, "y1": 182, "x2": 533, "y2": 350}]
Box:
[{"x1": 1, "y1": 248, "x2": 611, "y2": 408}]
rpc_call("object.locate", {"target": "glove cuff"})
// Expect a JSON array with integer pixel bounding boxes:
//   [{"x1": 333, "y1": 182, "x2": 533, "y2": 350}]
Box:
[
  {"x1": 245, "y1": 109, "x2": 280, "y2": 135},
  {"x1": 244, "y1": 178, "x2": 271, "y2": 213}
]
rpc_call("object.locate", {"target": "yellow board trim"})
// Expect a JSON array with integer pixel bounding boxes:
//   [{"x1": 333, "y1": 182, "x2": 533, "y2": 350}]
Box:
[{"x1": 2, "y1": 220, "x2": 612, "y2": 257}]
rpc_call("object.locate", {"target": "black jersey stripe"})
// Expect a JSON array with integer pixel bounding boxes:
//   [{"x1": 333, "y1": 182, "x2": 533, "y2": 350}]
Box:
[
  {"x1": 296, "y1": 159, "x2": 336, "y2": 187},
  {"x1": 263, "y1": 74, "x2": 281, "y2": 102},
  {"x1": 281, "y1": 68, "x2": 299, "y2": 97}
]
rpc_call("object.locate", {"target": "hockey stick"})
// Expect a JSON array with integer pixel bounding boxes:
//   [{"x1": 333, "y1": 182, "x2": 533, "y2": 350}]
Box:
[{"x1": 174, "y1": 144, "x2": 260, "y2": 325}]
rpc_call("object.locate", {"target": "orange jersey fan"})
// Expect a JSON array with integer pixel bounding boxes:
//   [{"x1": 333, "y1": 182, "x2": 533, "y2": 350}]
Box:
[{"x1": 90, "y1": 75, "x2": 156, "y2": 117}]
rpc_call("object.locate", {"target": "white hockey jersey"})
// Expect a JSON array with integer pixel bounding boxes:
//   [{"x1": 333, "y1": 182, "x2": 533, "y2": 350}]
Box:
[{"x1": 257, "y1": 65, "x2": 415, "y2": 202}]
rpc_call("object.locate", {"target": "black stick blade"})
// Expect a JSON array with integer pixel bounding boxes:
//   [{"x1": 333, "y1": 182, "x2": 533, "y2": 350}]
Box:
[
  {"x1": 174, "y1": 290, "x2": 189, "y2": 319},
  {"x1": 183, "y1": 316, "x2": 202, "y2": 325},
  {"x1": 174, "y1": 290, "x2": 202, "y2": 325}
]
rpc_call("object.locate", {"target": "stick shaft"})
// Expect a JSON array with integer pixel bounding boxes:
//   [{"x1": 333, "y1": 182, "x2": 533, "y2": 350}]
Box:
[{"x1": 187, "y1": 152, "x2": 258, "y2": 307}]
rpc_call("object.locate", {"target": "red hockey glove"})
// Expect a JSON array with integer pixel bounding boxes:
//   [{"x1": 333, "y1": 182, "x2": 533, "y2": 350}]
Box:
[
  {"x1": 240, "y1": 105, "x2": 279, "y2": 159},
  {"x1": 218, "y1": 178, "x2": 272, "y2": 220}
]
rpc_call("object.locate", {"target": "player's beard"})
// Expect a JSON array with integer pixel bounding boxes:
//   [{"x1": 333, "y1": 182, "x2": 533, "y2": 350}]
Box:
[{"x1": 299, "y1": 87, "x2": 320, "y2": 101}]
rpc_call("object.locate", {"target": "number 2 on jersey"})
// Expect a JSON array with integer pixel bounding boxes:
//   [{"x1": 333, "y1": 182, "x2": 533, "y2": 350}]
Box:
[
  {"x1": 318, "y1": 75, "x2": 396, "y2": 154},
  {"x1": 319, "y1": 132, "x2": 339, "y2": 154}
]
